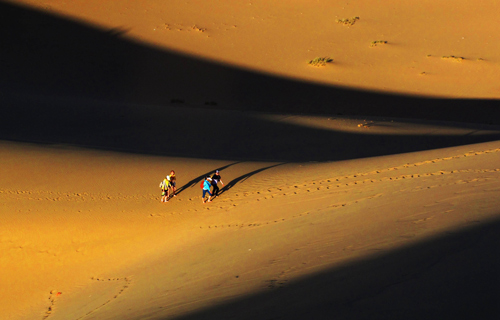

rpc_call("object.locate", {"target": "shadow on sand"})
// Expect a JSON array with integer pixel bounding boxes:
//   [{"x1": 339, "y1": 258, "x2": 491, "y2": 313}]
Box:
[
  {"x1": 155, "y1": 217, "x2": 500, "y2": 320},
  {"x1": 217, "y1": 163, "x2": 284, "y2": 197},
  {"x1": 1, "y1": 1, "x2": 500, "y2": 162},
  {"x1": 2, "y1": 3, "x2": 500, "y2": 319},
  {"x1": 175, "y1": 162, "x2": 241, "y2": 196}
]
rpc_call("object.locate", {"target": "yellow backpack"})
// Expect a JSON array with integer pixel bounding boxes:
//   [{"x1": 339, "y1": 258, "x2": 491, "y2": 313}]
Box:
[{"x1": 160, "y1": 178, "x2": 169, "y2": 190}]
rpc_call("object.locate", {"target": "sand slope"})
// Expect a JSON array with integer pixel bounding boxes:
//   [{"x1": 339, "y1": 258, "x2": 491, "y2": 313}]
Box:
[
  {"x1": 9, "y1": 0, "x2": 500, "y2": 99},
  {"x1": 2, "y1": 140, "x2": 500, "y2": 319},
  {"x1": 2, "y1": 0, "x2": 500, "y2": 125},
  {"x1": 1, "y1": 1, "x2": 500, "y2": 319}
]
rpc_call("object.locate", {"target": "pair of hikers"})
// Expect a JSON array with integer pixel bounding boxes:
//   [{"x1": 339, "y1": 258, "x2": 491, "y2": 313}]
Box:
[
  {"x1": 159, "y1": 170, "x2": 177, "y2": 203},
  {"x1": 202, "y1": 170, "x2": 224, "y2": 204}
]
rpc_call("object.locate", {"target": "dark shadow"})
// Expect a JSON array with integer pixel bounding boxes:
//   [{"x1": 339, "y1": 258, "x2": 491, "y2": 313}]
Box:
[
  {"x1": 218, "y1": 163, "x2": 284, "y2": 197},
  {"x1": 1, "y1": 1, "x2": 500, "y2": 163},
  {"x1": 142, "y1": 216, "x2": 500, "y2": 320},
  {"x1": 2, "y1": 4, "x2": 499, "y2": 319},
  {"x1": 175, "y1": 162, "x2": 241, "y2": 196}
]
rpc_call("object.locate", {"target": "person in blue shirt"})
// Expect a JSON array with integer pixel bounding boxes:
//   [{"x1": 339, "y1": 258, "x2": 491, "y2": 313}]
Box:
[{"x1": 202, "y1": 176, "x2": 212, "y2": 203}]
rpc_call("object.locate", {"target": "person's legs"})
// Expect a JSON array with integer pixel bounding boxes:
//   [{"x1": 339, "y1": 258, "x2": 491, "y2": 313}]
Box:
[
  {"x1": 171, "y1": 182, "x2": 176, "y2": 197},
  {"x1": 203, "y1": 189, "x2": 212, "y2": 203}
]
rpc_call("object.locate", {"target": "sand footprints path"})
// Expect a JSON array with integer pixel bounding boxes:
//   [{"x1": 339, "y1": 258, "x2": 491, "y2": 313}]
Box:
[
  {"x1": 74, "y1": 277, "x2": 132, "y2": 320},
  {"x1": 197, "y1": 146, "x2": 500, "y2": 229},
  {"x1": 42, "y1": 277, "x2": 132, "y2": 320},
  {"x1": 0, "y1": 190, "x2": 157, "y2": 203}
]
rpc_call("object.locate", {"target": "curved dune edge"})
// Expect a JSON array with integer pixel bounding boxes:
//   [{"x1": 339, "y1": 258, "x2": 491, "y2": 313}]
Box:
[
  {"x1": 8, "y1": 0, "x2": 500, "y2": 99},
  {"x1": 2, "y1": 1, "x2": 500, "y2": 319},
  {"x1": 2, "y1": 138, "x2": 500, "y2": 319}
]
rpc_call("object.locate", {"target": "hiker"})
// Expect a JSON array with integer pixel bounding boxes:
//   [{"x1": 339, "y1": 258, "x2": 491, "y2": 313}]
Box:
[
  {"x1": 211, "y1": 170, "x2": 224, "y2": 197},
  {"x1": 202, "y1": 176, "x2": 212, "y2": 203},
  {"x1": 159, "y1": 176, "x2": 170, "y2": 202},
  {"x1": 167, "y1": 170, "x2": 177, "y2": 197}
]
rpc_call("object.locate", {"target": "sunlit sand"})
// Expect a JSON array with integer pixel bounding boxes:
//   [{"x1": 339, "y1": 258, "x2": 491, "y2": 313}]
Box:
[{"x1": 2, "y1": 1, "x2": 500, "y2": 319}]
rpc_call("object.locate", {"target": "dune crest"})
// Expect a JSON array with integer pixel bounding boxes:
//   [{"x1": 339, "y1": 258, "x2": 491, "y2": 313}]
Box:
[
  {"x1": 2, "y1": 1, "x2": 500, "y2": 319},
  {"x1": 11, "y1": 0, "x2": 500, "y2": 98}
]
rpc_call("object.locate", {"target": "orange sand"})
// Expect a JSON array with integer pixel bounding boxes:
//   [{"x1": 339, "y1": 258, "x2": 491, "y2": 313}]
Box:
[
  {"x1": 11, "y1": 0, "x2": 500, "y2": 98},
  {"x1": 2, "y1": 1, "x2": 500, "y2": 319}
]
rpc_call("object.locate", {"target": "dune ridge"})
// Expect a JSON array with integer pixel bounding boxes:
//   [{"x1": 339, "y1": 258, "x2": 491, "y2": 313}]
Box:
[
  {"x1": 1, "y1": 1, "x2": 500, "y2": 319},
  {"x1": 3, "y1": 140, "x2": 500, "y2": 319}
]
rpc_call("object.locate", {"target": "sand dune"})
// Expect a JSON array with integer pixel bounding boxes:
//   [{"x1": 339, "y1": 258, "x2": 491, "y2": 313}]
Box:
[
  {"x1": 9, "y1": 0, "x2": 500, "y2": 99},
  {"x1": 1, "y1": 1, "x2": 500, "y2": 319},
  {"x1": 2, "y1": 140, "x2": 500, "y2": 319}
]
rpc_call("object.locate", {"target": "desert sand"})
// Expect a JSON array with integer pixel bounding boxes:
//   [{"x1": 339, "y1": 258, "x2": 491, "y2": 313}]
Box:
[{"x1": 1, "y1": 1, "x2": 500, "y2": 319}]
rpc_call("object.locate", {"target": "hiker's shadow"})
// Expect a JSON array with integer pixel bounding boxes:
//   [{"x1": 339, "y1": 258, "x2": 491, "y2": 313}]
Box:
[
  {"x1": 176, "y1": 162, "x2": 241, "y2": 196},
  {"x1": 218, "y1": 163, "x2": 284, "y2": 197}
]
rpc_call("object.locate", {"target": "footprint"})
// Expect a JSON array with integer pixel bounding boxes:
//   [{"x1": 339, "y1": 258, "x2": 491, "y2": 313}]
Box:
[
  {"x1": 76, "y1": 277, "x2": 132, "y2": 319},
  {"x1": 43, "y1": 290, "x2": 62, "y2": 319}
]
